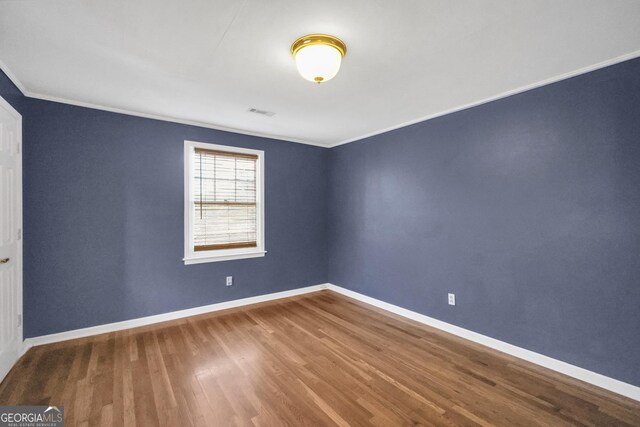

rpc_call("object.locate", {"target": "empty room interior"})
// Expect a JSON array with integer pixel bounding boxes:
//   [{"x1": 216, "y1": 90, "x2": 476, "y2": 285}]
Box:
[{"x1": 1, "y1": 1, "x2": 640, "y2": 425}]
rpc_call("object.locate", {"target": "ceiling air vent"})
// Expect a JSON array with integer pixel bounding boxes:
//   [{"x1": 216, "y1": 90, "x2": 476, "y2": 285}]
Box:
[{"x1": 248, "y1": 108, "x2": 276, "y2": 117}]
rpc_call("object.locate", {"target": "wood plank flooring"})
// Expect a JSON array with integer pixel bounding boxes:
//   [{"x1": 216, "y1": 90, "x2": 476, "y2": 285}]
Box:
[{"x1": 1, "y1": 290, "x2": 639, "y2": 426}]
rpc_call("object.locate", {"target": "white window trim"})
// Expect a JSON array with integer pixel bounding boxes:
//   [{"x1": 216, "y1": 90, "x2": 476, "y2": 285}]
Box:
[{"x1": 183, "y1": 140, "x2": 266, "y2": 264}]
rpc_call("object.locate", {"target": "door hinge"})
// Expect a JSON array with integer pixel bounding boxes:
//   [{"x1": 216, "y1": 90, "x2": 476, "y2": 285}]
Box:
[
  {"x1": 17, "y1": 228, "x2": 22, "y2": 240},
  {"x1": 16, "y1": 143, "x2": 20, "y2": 154},
  {"x1": 17, "y1": 314, "x2": 22, "y2": 328}
]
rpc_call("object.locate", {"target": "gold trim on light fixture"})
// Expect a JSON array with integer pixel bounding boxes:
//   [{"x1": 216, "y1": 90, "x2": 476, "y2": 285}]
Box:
[{"x1": 290, "y1": 34, "x2": 347, "y2": 58}]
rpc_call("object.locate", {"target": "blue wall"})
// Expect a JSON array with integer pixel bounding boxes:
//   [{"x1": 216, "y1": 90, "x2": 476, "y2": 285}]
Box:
[
  {"x1": 328, "y1": 57, "x2": 640, "y2": 387},
  {"x1": 0, "y1": 71, "x2": 328, "y2": 337},
  {"x1": 0, "y1": 68, "x2": 25, "y2": 114}
]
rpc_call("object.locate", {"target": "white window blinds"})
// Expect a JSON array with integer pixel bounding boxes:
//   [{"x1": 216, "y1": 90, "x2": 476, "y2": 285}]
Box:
[{"x1": 193, "y1": 148, "x2": 258, "y2": 251}]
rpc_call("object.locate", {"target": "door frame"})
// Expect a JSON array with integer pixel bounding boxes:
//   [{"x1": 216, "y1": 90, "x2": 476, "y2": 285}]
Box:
[{"x1": 0, "y1": 93, "x2": 23, "y2": 383}]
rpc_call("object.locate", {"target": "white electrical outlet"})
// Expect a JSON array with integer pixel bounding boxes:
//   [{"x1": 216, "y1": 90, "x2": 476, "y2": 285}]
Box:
[
  {"x1": 448, "y1": 293, "x2": 456, "y2": 306},
  {"x1": 226, "y1": 276, "x2": 233, "y2": 287}
]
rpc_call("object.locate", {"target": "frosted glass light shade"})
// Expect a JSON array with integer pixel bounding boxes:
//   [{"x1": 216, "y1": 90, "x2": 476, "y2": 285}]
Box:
[
  {"x1": 295, "y1": 44, "x2": 342, "y2": 83},
  {"x1": 291, "y1": 34, "x2": 347, "y2": 84}
]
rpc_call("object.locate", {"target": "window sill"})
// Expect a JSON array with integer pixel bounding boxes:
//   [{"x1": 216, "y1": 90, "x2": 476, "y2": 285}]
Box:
[{"x1": 183, "y1": 250, "x2": 266, "y2": 265}]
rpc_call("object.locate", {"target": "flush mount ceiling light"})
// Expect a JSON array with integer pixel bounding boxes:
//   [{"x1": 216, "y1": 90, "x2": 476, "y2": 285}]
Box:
[{"x1": 291, "y1": 34, "x2": 347, "y2": 84}]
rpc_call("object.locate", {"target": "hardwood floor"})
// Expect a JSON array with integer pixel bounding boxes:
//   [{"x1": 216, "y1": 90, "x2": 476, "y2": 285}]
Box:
[{"x1": 1, "y1": 291, "x2": 639, "y2": 426}]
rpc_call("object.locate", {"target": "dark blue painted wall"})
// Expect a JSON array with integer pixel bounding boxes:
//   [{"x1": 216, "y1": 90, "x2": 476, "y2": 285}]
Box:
[
  {"x1": 24, "y1": 101, "x2": 329, "y2": 337},
  {"x1": 0, "y1": 70, "x2": 328, "y2": 337},
  {"x1": 328, "y1": 57, "x2": 640, "y2": 387},
  {"x1": 0, "y1": 68, "x2": 25, "y2": 114}
]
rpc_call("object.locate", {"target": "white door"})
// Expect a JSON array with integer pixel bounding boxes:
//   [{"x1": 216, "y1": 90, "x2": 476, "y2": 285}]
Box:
[{"x1": 0, "y1": 95, "x2": 22, "y2": 383}]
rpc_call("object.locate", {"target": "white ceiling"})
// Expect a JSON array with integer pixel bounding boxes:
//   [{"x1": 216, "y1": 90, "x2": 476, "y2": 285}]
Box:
[{"x1": 1, "y1": 0, "x2": 640, "y2": 147}]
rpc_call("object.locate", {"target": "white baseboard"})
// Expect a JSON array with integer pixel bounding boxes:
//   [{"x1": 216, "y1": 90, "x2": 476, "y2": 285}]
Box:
[
  {"x1": 23, "y1": 284, "x2": 330, "y2": 350},
  {"x1": 326, "y1": 283, "x2": 640, "y2": 402},
  {"x1": 19, "y1": 282, "x2": 639, "y2": 402}
]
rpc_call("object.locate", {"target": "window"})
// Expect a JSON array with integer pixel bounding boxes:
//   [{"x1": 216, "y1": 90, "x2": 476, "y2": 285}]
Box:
[{"x1": 184, "y1": 141, "x2": 265, "y2": 264}]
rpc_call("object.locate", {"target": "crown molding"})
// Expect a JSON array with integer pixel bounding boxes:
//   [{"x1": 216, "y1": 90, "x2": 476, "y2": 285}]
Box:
[
  {"x1": 0, "y1": 59, "x2": 330, "y2": 148},
  {"x1": 329, "y1": 49, "x2": 640, "y2": 148},
  {"x1": 0, "y1": 58, "x2": 28, "y2": 94},
  {"x1": 4, "y1": 50, "x2": 640, "y2": 149},
  {"x1": 24, "y1": 91, "x2": 331, "y2": 148}
]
